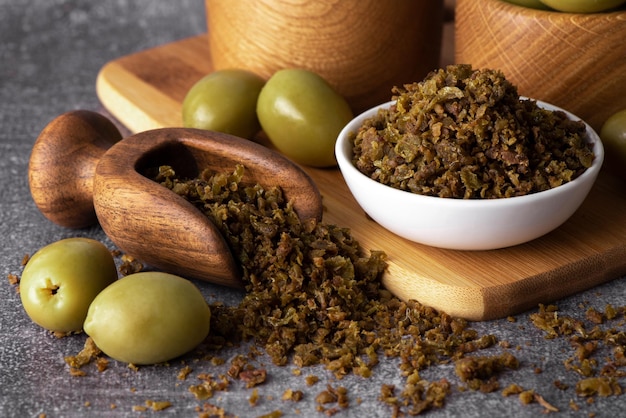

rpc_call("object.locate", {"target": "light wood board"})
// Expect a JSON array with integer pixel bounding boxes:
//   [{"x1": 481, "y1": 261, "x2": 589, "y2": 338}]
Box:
[{"x1": 96, "y1": 33, "x2": 626, "y2": 321}]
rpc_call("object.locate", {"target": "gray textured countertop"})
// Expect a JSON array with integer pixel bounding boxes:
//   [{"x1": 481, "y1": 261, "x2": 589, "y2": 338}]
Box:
[{"x1": 2, "y1": 1, "x2": 626, "y2": 417}]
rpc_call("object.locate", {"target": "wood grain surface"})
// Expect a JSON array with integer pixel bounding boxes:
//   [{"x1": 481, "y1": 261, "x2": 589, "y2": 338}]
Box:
[
  {"x1": 206, "y1": 0, "x2": 444, "y2": 114},
  {"x1": 455, "y1": 0, "x2": 626, "y2": 132},
  {"x1": 96, "y1": 32, "x2": 626, "y2": 321}
]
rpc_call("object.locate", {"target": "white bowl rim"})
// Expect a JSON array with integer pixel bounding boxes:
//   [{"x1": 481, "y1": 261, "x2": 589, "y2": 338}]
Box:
[{"x1": 336, "y1": 98, "x2": 604, "y2": 208}]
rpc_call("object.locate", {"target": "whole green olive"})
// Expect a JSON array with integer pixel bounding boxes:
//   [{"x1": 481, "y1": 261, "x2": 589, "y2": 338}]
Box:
[
  {"x1": 538, "y1": 0, "x2": 626, "y2": 12},
  {"x1": 502, "y1": 0, "x2": 551, "y2": 9},
  {"x1": 256, "y1": 69, "x2": 354, "y2": 168},
  {"x1": 83, "y1": 272, "x2": 211, "y2": 365},
  {"x1": 20, "y1": 238, "x2": 118, "y2": 333},
  {"x1": 182, "y1": 69, "x2": 265, "y2": 139},
  {"x1": 600, "y1": 109, "x2": 626, "y2": 179}
]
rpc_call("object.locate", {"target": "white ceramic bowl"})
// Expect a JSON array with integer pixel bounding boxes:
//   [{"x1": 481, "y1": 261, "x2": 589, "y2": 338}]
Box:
[{"x1": 335, "y1": 100, "x2": 604, "y2": 250}]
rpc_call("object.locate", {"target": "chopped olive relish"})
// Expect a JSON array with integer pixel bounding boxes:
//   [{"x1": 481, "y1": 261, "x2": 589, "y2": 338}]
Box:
[
  {"x1": 351, "y1": 64, "x2": 595, "y2": 199},
  {"x1": 153, "y1": 164, "x2": 507, "y2": 414}
]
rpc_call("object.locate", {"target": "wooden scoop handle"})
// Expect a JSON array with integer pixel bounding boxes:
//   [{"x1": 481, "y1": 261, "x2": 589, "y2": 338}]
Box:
[
  {"x1": 93, "y1": 128, "x2": 323, "y2": 287},
  {"x1": 28, "y1": 110, "x2": 122, "y2": 228}
]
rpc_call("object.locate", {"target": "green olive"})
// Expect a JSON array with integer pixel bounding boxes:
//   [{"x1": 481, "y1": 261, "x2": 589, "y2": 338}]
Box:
[
  {"x1": 600, "y1": 109, "x2": 626, "y2": 179},
  {"x1": 538, "y1": 0, "x2": 626, "y2": 12},
  {"x1": 20, "y1": 238, "x2": 118, "y2": 333},
  {"x1": 502, "y1": 0, "x2": 551, "y2": 9},
  {"x1": 257, "y1": 69, "x2": 354, "y2": 168},
  {"x1": 182, "y1": 69, "x2": 265, "y2": 139},
  {"x1": 83, "y1": 272, "x2": 211, "y2": 365}
]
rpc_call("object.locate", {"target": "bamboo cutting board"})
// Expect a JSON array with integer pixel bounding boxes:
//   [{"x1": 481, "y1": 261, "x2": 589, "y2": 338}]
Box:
[{"x1": 96, "y1": 34, "x2": 626, "y2": 321}]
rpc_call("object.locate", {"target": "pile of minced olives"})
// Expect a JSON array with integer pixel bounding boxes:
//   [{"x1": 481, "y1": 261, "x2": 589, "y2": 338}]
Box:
[
  {"x1": 182, "y1": 68, "x2": 353, "y2": 168},
  {"x1": 20, "y1": 238, "x2": 211, "y2": 365}
]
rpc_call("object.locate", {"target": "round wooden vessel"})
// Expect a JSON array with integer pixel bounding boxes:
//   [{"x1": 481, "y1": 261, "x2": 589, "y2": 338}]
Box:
[
  {"x1": 206, "y1": 0, "x2": 444, "y2": 114},
  {"x1": 455, "y1": 0, "x2": 626, "y2": 131}
]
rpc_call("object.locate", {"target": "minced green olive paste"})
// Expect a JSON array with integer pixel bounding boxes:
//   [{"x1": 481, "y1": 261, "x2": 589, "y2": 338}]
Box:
[
  {"x1": 153, "y1": 164, "x2": 511, "y2": 415},
  {"x1": 351, "y1": 64, "x2": 595, "y2": 199}
]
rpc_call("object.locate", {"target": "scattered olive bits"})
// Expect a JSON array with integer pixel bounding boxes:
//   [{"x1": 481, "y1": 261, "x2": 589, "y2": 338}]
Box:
[
  {"x1": 154, "y1": 164, "x2": 388, "y2": 364},
  {"x1": 351, "y1": 64, "x2": 595, "y2": 199},
  {"x1": 154, "y1": 164, "x2": 512, "y2": 414}
]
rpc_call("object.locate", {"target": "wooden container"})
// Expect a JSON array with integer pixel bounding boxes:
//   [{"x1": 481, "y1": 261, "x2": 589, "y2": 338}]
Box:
[
  {"x1": 455, "y1": 0, "x2": 626, "y2": 131},
  {"x1": 205, "y1": 0, "x2": 444, "y2": 114}
]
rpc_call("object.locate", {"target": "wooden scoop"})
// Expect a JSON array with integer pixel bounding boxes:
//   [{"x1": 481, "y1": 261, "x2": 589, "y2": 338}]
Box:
[{"x1": 29, "y1": 111, "x2": 323, "y2": 288}]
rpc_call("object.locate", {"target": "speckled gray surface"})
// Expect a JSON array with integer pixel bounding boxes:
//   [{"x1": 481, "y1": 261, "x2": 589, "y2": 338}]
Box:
[{"x1": 1, "y1": 1, "x2": 626, "y2": 417}]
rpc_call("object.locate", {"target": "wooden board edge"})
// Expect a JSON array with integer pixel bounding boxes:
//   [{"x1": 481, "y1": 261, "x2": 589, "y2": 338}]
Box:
[
  {"x1": 382, "y1": 231, "x2": 626, "y2": 321},
  {"x1": 480, "y1": 245, "x2": 626, "y2": 320},
  {"x1": 97, "y1": 62, "x2": 158, "y2": 133},
  {"x1": 96, "y1": 61, "x2": 182, "y2": 133}
]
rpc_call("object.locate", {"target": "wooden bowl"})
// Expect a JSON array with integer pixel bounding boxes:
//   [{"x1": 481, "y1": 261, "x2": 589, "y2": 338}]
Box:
[
  {"x1": 455, "y1": 0, "x2": 626, "y2": 131},
  {"x1": 205, "y1": 0, "x2": 444, "y2": 114}
]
